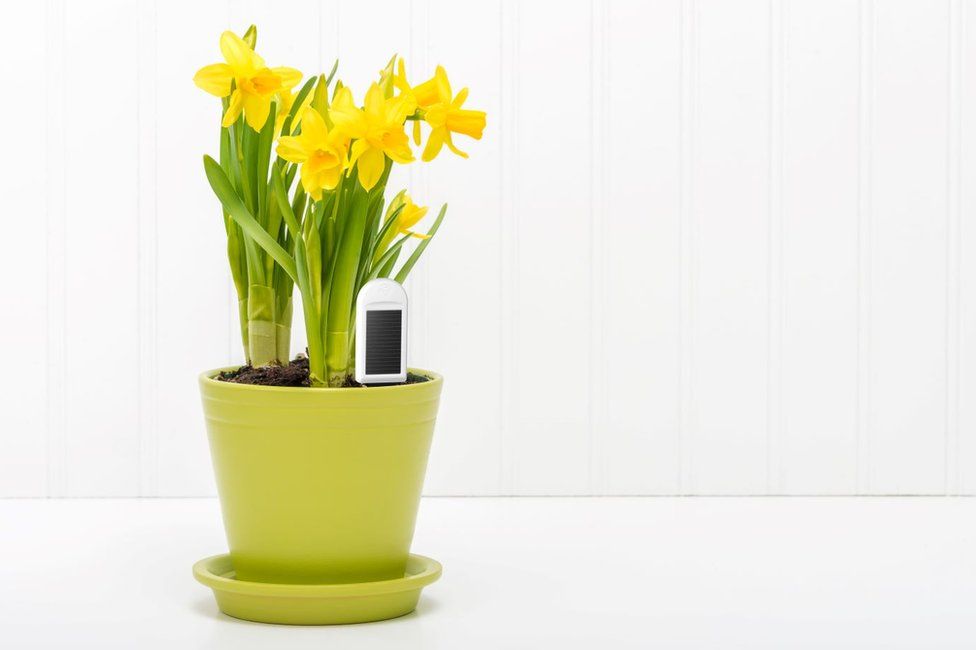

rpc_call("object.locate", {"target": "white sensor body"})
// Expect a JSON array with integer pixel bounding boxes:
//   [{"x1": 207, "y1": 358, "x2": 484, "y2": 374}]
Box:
[{"x1": 355, "y1": 278, "x2": 408, "y2": 384}]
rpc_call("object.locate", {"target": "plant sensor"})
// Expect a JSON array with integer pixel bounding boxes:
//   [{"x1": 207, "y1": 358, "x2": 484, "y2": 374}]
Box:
[{"x1": 355, "y1": 279, "x2": 408, "y2": 384}]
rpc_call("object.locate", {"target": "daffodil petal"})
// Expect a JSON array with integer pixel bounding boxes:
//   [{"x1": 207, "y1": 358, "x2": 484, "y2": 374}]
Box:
[
  {"x1": 272, "y1": 66, "x2": 303, "y2": 90},
  {"x1": 383, "y1": 128, "x2": 415, "y2": 164},
  {"x1": 412, "y1": 76, "x2": 440, "y2": 107},
  {"x1": 412, "y1": 118, "x2": 422, "y2": 145},
  {"x1": 243, "y1": 93, "x2": 272, "y2": 131},
  {"x1": 348, "y1": 139, "x2": 369, "y2": 167},
  {"x1": 446, "y1": 108, "x2": 486, "y2": 139},
  {"x1": 356, "y1": 146, "x2": 386, "y2": 191},
  {"x1": 452, "y1": 87, "x2": 469, "y2": 108},
  {"x1": 250, "y1": 68, "x2": 284, "y2": 95},
  {"x1": 385, "y1": 93, "x2": 416, "y2": 125},
  {"x1": 301, "y1": 107, "x2": 329, "y2": 144},
  {"x1": 434, "y1": 66, "x2": 452, "y2": 102},
  {"x1": 444, "y1": 131, "x2": 469, "y2": 158},
  {"x1": 422, "y1": 127, "x2": 446, "y2": 162},
  {"x1": 330, "y1": 87, "x2": 368, "y2": 138},
  {"x1": 193, "y1": 63, "x2": 234, "y2": 97},
  {"x1": 327, "y1": 127, "x2": 349, "y2": 152},
  {"x1": 276, "y1": 135, "x2": 309, "y2": 163},
  {"x1": 394, "y1": 58, "x2": 412, "y2": 94},
  {"x1": 364, "y1": 83, "x2": 385, "y2": 117},
  {"x1": 399, "y1": 205, "x2": 429, "y2": 230},
  {"x1": 221, "y1": 89, "x2": 244, "y2": 127},
  {"x1": 300, "y1": 163, "x2": 323, "y2": 200},
  {"x1": 220, "y1": 30, "x2": 262, "y2": 74},
  {"x1": 320, "y1": 165, "x2": 342, "y2": 191}
]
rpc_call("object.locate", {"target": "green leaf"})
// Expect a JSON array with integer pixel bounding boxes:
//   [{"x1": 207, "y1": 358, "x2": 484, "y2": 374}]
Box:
[
  {"x1": 223, "y1": 98, "x2": 244, "y2": 193},
  {"x1": 377, "y1": 253, "x2": 399, "y2": 279},
  {"x1": 369, "y1": 203, "x2": 406, "y2": 258},
  {"x1": 219, "y1": 120, "x2": 247, "y2": 300},
  {"x1": 203, "y1": 155, "x2": 299, "y2": 284},
  {"x1": 255, "y1": 102, "x2": 276, "y2": 228},
  {"x1": 324, "y1": 184, "x2": 369, "y2": 382},
  {"x1": 241, "y1": 119, "x2": 261, "y2": 218},
  {"x1": 327, "y1": 185, "x2": 367, "y2": 332},
  {"x1": 224, "y1": 218, "x2": 247, "y2": 298},
  {"x1": 271, "y1": 165, "x2": 303, "y2": 240},
  {"x1": 265, "y1": 195, "x2": 284, "y2": 249},
  {"x1": 356, "y1": 195, "x2": 384, "y2": 287},
  {"x1": 306, "y1": 220, "x2": 323, "y2": 313},
  {"x1": 366, "y1": 233, "x2": 411, "y2": 284},
  {"x1": 369, "y1": 201, "x2": 405, "y2": 265},
  {"x1": 270, "y1": 164, "x2": 321, "y2": 377},
  {"x1": 218, "y1": 119, "x2": 233, "y2": 179},
  {"x1": 394, "y1": 204, "x2": 447, "y2": 283},
  {"x1": 281, "y1": 76, "x2": 316, "y2": 136},
  {"x1": 325, "y1": 59, "x2": 339, "y2": 86},
  {"x1": 285, "y1": 160, "x2": 298, "y2": 189},
  {"x1": 291, "y1": 183, "x2": 308, "y2": 223}
]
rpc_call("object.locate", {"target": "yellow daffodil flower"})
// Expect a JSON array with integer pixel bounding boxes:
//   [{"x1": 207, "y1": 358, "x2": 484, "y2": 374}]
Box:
[
  {"x1": 395, "y1": 194, "x2": 431, "y2": 239},
  {"x1": 276, "y1": 108, "x2": 349, "y2": 200},
  {"x1": 375, "y1": 192, "x2": 429, "y2": 262},
  {"x1": 412, "y1": 66, "x2": 486, "y2": 161},
  {"x1": 329, "y1": 83, "x2": 416, "y2": 191},
  {"x1": 409, "y1": 63, "x2": 443, "y2": 109},
  {"x1": 391, "y1": 58, "x2": 425, "y2": 145},
  {"x1": 193, "y1": 31, "x2": 302, "y2": 132},
  {"x1": 274, "y1": 87, "x2": 313, "y2": 135}
]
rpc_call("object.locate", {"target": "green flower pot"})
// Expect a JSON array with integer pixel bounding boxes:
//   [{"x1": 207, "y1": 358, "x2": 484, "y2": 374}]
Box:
[{"x1": 199, "y1": 368, "x2": 442, "y2": 585}]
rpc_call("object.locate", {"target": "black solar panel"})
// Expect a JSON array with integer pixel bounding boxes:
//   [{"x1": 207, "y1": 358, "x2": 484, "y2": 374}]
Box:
[{"x1": 365, "y1": 309, "x2": 402, "y2": 375}]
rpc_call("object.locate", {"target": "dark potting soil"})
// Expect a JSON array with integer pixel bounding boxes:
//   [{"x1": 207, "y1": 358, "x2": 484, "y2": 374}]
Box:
[{"x1": 217, "y1": 356, "x2": 430, "y2": 388}]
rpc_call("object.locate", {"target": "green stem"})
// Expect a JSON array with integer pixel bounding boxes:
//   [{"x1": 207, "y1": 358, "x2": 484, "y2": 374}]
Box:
[
  {"x1": 248, "y1": 320, "x2": 277, "y2": 367},
  {"x1": 233, "y1": 121, "x2": 255, "y2": 210},
  {"x1": 326, "y1": 331, "x2": 348, "y2": 387},
  {"x1": 275, "y1": 297, "x2": 292, "y2": 364},
  {"x1": 237, "y1": 298, "x2": 249, "y2": 361},
  {"x1": 247, "y1": 284, "x2": 278, "y2": 366}
]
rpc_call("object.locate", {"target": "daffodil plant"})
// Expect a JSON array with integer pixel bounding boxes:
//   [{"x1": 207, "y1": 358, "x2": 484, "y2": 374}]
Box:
[{"x1": 195, "y1": 26, "x2": 486, "y2": 386}]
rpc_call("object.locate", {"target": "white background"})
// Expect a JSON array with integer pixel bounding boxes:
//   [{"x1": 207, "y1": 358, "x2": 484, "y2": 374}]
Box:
[{"x1": 1, "y1": 0, "x2": 974, "y2": 497}]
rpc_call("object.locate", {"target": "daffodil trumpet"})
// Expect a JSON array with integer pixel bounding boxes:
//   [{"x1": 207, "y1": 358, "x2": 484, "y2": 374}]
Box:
[{"x1": 198, "y1": 29, "x2": 484, "y2": 385}]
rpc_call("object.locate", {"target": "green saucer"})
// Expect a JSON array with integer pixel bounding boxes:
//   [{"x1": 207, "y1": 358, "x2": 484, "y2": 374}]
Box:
[{"x1": 193, "y1": 553, "x2": 442, "y2": 625}]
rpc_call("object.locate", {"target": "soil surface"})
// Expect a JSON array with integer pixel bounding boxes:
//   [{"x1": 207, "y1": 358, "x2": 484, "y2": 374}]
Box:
[{"x1": 217, "y1": 357, "x2": 430, "y2": 388}]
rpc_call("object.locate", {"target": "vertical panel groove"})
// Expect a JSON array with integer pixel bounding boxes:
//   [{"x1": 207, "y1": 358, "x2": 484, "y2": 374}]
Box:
[
  {"x1": 137, "y1": 0, "x2": 159, "y2": 497},
  {"x1": 960, "y1": 0, "x2": 969, "y2": 495},
  {"x1": 946, "y1": 0, "x2": 963, "y2": 495},
  {"x1": 766, "y1": 0, "x2": 786, "y2": 494},
  {"x1": 44, "y1": 0, "x2": 67, "y2": 498},
  {"x1": 600, "y1": 0, "x2": 609, "y2": 494},
  {"x1": 407, "y1": 0, "x2": 430, "y2": 375},
  {"x1": 856, "y1": 0, "x2": 875, "y2": 494},
  {"x1": 678, "y1": 0, "x2": 698, "y2": 494},
  {"x1": 588, "y1": 0, "x2": 608, "y2": 495},
  {"x1": 499, "y1": 0, "x2": 519, "y2": 494},
  {"x1": 224, "y1": 0, "x2": 237, "y2": 364}
]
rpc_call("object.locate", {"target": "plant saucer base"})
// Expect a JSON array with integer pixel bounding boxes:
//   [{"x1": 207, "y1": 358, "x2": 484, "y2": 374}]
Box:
[{"x1": 193, "y1": 553, "x2": 441, "y2": 625}]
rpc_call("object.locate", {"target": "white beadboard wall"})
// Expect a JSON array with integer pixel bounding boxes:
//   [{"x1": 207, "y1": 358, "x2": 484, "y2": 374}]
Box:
[{"x1": 0, "y1": 0, "x2": 973, "y2": 496}]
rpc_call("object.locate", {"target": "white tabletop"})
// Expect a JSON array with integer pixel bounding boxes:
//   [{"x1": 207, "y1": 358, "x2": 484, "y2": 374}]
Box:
[{"x1": 1, "y1": 496, "x2": 973, "y2": 649}]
